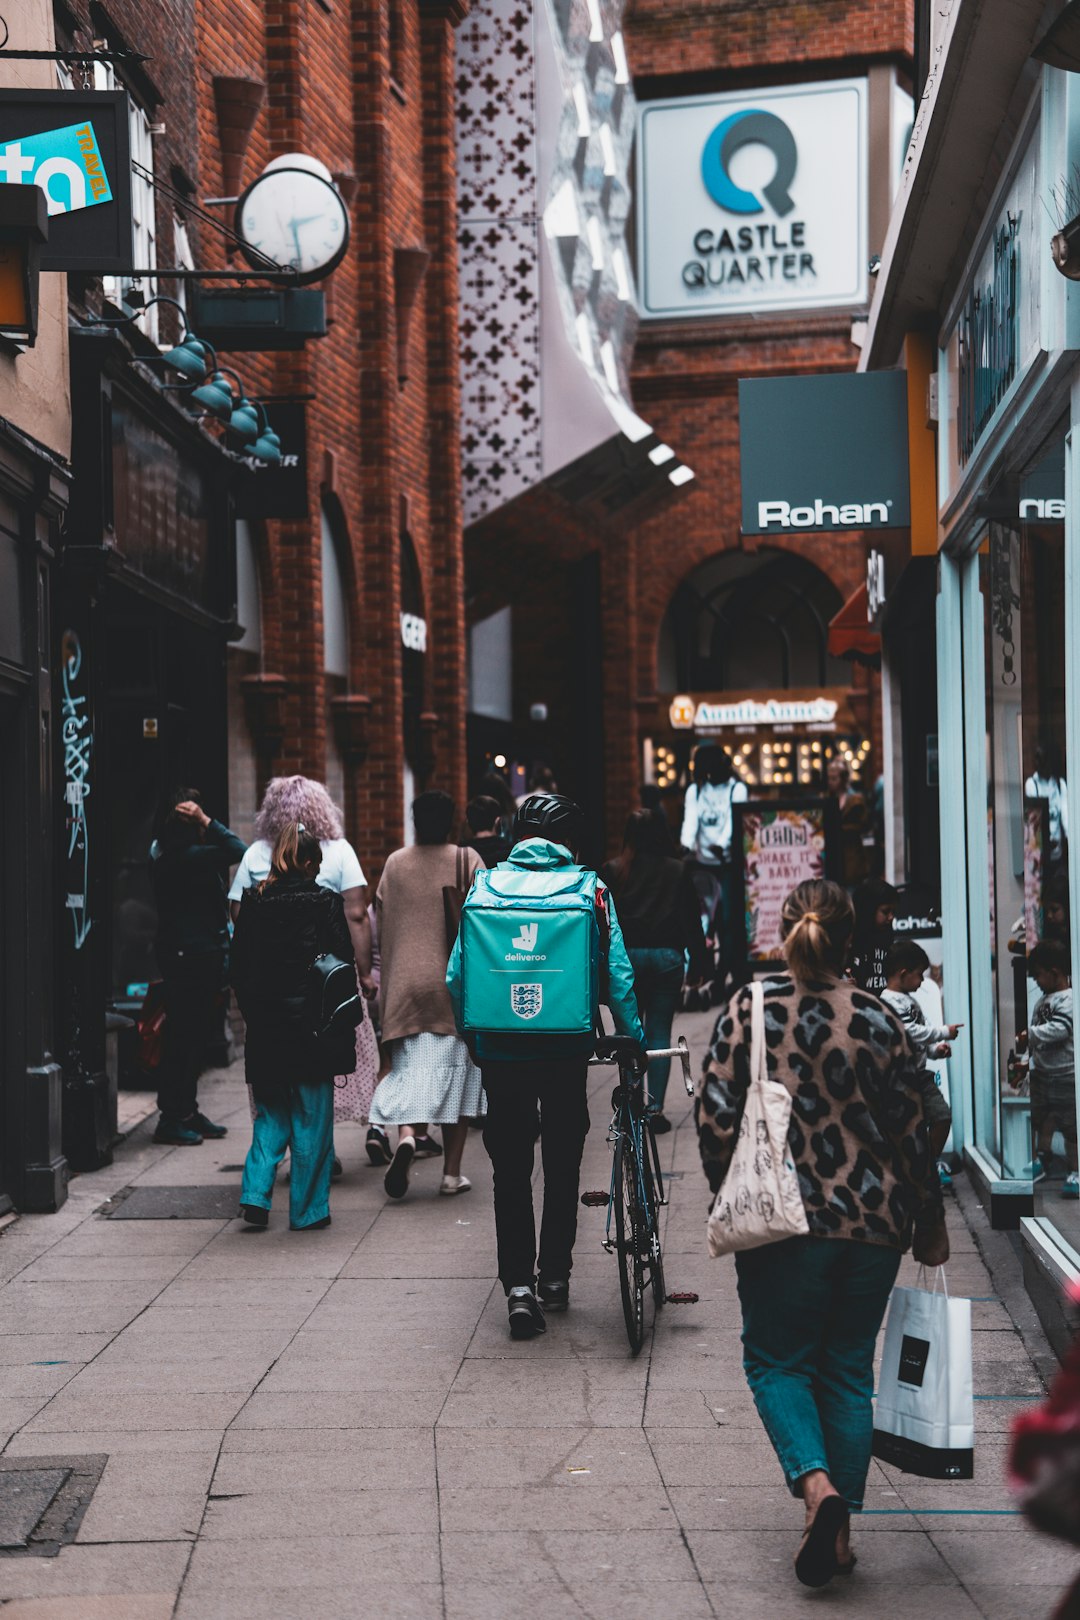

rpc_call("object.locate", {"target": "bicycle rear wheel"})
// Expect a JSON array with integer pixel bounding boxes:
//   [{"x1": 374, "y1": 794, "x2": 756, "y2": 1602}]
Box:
[
  {"x1": 613, "y1": 1130, "x2": 646, "y2": 1354},
  {"x1": 641, "y1": 1124, "x2": 666, "y2": 1311}
]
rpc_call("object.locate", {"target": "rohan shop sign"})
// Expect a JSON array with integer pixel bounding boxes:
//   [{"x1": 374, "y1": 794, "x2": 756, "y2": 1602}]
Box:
[
  {"x1": 739, "y1": 372, "x2": 910, "y2": 536},
  {"x1": 636, "y1": 80, "x2": 868, "y2": 320}
]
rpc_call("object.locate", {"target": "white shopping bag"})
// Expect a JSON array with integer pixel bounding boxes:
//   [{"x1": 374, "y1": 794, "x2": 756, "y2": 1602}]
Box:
[{"x1": 872, "y1": 1269, "x2": 974, "y2": 1479}]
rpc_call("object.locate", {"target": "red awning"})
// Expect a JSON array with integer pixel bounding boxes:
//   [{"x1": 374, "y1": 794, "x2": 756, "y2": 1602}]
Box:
[{"x1": 827, "y1": 583, "x2": 881, "y2": 664}]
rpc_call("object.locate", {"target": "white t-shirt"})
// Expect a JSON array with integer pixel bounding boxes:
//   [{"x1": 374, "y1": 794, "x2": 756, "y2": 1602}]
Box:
[
  {"x1": 228, "y1": 837, "x2": 366, "y2": 902},
  {"x1": 680, "y1": 780, "x2": 748, "y2": 866}
]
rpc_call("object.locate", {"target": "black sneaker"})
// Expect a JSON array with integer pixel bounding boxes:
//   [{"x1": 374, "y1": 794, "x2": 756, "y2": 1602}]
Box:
[
  {"x1": 239, "y1": 1204, "x2": 269, "y2": 1229},
  {"x1": 365, "y1": 1127, "x2": 392, "y2": 1167},
  {"x1": 537, "y1": 1279, "x2": 569, "y2": 1313},
  {"x1": 153, "y1": 1117, "x2": 202, "y2": 1146},
  {"x1": 331, "y1": 1156, "x2": 344, "y2": 1179},
  {"x1": 413, "y1": 1132, "x2": 443, "y2": 1160},
  {"x1": 384, "y1": 1139, "x2": 416, "y2": 1200},
  {"x1": 508, "y1": 1286, "x2": 546, "y2": 1340},
  {"x1": 189, "y1": 1111, "x2": 227, "y2": 1140},
  {"x1": 649, "y1": 1113, "x2": 672, "y2": 1135}
]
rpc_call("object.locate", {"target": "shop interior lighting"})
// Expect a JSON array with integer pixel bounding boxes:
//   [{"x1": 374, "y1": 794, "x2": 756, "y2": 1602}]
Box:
[
  {"x1": 669, "y1": 465, "x2": 695, "y2": 486},
  {"x1": 611, "y1": 30, "x2": 630, "y2": 84},
  {"x1": 575, "y1": 312, "x2": 594, "y2": 366},
  {"x1": 600, "y1": 339, "x2": 620, "y2": 391},
  {"x1": 493, "y1": 754, "x2": 507, "y2": 769},
  {"x1": 585, "y1": 0, "x2": 604, "y2": 42},
  {"x1": 649, "y1": 443, "x2": 675, "y2": 466},
  {"x1": 587, "y1": 216, "x2": 605, "y2": 272}
]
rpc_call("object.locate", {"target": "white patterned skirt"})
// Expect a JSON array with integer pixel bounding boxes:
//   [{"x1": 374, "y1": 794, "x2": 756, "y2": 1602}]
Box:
[{"x1": 369, "y1": 1032, "x2": 486, "y2": 1126}]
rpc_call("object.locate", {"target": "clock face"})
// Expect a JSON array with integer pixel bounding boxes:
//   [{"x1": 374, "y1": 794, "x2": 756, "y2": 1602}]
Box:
[{"x1": 236, "y1": 169, "x2": 350, "y2": 284}]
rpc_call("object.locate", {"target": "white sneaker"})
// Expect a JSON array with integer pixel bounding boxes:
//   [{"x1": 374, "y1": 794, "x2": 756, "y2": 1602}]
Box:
[{"x1": 440, "y1": 1174, "x2": 471, "y2": 1196}]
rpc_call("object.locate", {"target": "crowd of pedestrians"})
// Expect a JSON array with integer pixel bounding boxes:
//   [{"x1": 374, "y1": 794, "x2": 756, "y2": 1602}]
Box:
[{"x1": 145, "y1": 758, "x2": 967, "y2": 1591}]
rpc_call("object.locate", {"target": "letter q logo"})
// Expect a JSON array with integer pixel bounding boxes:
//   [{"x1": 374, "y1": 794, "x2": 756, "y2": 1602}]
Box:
[{"x1": 701, "y1": 109, "x2": 798, "y2": 218}]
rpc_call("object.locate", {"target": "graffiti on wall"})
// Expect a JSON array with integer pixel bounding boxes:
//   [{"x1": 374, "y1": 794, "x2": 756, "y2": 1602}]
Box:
[{"x1": 61, "y1": 628, "x2": 91, "y2": 950}]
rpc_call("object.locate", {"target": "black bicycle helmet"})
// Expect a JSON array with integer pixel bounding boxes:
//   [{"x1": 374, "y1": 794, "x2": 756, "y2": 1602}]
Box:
[{"x1": 512, "y1": 793, "x2": 584, "y2": 850}]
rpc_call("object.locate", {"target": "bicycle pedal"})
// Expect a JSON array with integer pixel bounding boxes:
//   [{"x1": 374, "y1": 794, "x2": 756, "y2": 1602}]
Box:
[
  {"x1": 580, "y1": 1190, "x2": 610, "y2": 1207},
  {"x1": 666, "y1": 1292, "x2": 700, "y2": 1304}
]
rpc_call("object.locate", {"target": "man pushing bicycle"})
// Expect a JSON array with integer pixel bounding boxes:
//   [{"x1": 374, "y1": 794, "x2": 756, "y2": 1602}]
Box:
[{"x1": 447, "y1": 794, "x2": 645, "y2": 1340}]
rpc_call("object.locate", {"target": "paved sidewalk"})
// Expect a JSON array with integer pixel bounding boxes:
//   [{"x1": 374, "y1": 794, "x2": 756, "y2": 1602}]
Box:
[{"x1": 0, "y1": 1009, "x2": 1074, "y2": 1619}]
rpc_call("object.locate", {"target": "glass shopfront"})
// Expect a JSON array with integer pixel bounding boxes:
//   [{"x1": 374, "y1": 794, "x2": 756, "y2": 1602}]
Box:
[{"x1": 976, "y1": 427, "x2": 1072, "y2": 1230}]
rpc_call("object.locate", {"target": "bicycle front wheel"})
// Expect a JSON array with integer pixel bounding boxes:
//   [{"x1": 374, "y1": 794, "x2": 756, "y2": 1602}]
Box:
[
  {"x1": 613, "y1": 1131, "x2": 646, "y2": 1354},
  {"x1": 642, "y1": 1124, "x2": 666, "y2": 1311}
]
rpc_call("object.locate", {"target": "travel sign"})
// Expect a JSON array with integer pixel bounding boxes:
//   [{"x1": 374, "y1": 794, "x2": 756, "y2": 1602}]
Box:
[
  {"x1": 0, "y1": 90, "x2": 133, "y2": 274},
  {"x1": 636, "y1": 80, "x2": 868, "y2": 319}
]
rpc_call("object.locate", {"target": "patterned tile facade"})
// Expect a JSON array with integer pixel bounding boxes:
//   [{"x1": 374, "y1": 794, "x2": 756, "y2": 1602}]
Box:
[{"x1": 457, "y1": 0, "x2": 643, "y2": 525}]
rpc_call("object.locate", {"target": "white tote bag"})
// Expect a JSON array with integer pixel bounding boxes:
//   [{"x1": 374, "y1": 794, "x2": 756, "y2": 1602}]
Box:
[
  {"x1": 706, "y1": 980, "x2": 809, "y2": 1257},
  {"x1": 872, "y1": 1268, "x2": 974, "y2": 1479}
]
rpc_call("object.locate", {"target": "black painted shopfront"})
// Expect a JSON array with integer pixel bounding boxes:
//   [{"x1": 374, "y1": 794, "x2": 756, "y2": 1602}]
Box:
[
  {"x1": 0, "y1": 419, "x2": 68, "y2": 1213},
  {"x1": 59, "y1": 328, "x2": 237, "y2": 1172}
]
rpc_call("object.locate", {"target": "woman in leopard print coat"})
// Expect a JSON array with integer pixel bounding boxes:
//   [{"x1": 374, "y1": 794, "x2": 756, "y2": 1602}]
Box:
[{"x1": 696, "y1": 878, "x2": 947, "y2": 1590}]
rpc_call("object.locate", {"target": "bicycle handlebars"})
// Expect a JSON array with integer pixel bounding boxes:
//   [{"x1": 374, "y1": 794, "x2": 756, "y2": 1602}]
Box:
[{"x1": 589, "y1": 1034, "x2": 695, "y2": 1096}]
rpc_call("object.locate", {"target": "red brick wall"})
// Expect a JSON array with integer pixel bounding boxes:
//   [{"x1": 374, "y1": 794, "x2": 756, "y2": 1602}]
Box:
[
  {"x1": 614, "y1": 1, "x2": 912, "y2": 851},
  {"x1": 189, "y1": 0, "x2": 470, "y2": 883}
]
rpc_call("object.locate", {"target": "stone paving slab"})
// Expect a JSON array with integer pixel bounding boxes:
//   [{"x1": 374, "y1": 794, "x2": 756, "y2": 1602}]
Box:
[{"x1": 0, "y1": 1015, "x2": 1074, "y2": 1616}]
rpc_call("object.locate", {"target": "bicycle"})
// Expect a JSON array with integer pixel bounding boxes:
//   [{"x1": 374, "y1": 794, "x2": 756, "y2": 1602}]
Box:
[{"x1": 582, "y1": 1035, "x2": 697, "y2": 1354}]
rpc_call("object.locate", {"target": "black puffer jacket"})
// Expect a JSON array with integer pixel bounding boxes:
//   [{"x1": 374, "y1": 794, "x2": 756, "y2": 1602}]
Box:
[{"x1": 231, "y1": 877, "x2": 355, "y2": 1092}]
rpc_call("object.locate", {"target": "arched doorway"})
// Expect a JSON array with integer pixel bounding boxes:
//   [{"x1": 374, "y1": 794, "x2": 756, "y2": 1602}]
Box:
[{"x1": 650, "y1": 549, "x2": 870, "y2": 797}]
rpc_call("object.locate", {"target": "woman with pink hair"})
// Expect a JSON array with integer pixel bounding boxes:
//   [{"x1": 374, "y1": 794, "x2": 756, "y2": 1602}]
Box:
[{"x1": 229, "y1": 777, "x2": 384, "y2": 1142}]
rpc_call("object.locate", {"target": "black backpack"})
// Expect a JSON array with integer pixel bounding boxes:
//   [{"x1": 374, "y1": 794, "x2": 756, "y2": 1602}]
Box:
[{"x1": 307, "y1": 952, "x2": 365, "y2": 1068}]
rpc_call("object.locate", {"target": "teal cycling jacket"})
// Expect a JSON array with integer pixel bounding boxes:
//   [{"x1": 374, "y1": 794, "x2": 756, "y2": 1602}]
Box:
[{"x1": 446, "y1": 836, "x2": 645, "y2": 1064}]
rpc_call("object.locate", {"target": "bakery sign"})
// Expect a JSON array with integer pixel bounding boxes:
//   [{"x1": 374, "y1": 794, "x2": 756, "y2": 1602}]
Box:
[
  {"x1": 670, "y1": 695, "x2": 839, "y2": 731},
  {"x1": 636, "y1": 80, "x2": 868, "y2": 319}
]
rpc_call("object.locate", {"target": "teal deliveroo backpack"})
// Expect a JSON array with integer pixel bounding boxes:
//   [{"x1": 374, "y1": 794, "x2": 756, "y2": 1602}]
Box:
[{"x1": 458, "y1": 864, "x2": 604, "y2": 1036}]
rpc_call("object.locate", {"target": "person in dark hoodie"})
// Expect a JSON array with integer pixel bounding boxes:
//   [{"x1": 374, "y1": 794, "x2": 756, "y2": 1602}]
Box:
[
  {"x1": 465, "y1": 794, "x2": 512, "y2": 868},
  {"x1": 149, "y1": 789, "x2": 247, "y2": 1146},
  {"x1": 230, "y1": 822, "x2": 356, "y2": 1231},
  {"x1": 602, "y1": 809, "x2": 708, "y2": 1130}
]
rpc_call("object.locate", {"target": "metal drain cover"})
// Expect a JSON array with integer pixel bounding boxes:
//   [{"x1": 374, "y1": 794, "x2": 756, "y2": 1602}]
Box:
[
  {"x1": 0, "y1": 1470, "x2": 68, "y2": 1549},
  {"x1": 103, "y1": 1185, "x2": 239, "y2": 1220},
  {"x1": 0, "y1": 1456, "x2": 107, "y2": 1557}
]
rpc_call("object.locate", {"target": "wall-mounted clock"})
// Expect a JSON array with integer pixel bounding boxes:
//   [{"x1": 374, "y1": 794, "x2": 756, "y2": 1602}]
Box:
[{"x1": 235, "y1": 154, "x2": 349, "y2": 285}]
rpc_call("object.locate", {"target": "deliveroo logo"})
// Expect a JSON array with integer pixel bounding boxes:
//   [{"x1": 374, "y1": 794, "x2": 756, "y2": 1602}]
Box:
[
  {"x1": 512, "y1": 923, "x2": 538, "y2": 953},
  {"x1": 701, "y1": 109, "x2": 798, "y2": 218},
  {"x1": 0, "y1": 122, "x2": 113, "y2": 215}
]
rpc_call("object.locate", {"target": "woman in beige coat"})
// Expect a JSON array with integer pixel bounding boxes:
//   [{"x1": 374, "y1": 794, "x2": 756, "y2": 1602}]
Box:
[{"x1": 371, "y1": 792, "x2": 484, "y2": 1200}]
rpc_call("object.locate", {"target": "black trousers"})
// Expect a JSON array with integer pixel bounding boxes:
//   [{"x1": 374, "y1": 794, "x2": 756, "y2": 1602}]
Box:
[
  {"x1": 157, "y1": 947, "x2": 227, "y2": 1122},
  {"x1": 481, "y1": 1057, "x2": 590, "y2": 1292}
]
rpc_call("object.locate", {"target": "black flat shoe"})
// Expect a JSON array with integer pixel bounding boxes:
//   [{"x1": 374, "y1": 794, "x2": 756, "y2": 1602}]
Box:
[
  {"x1": 795, "y1": 1496, "x2": 849, "y2": 1589},
  {"x1": 649, "y1": 1113, "x2": 672, "y2": 1135},
  {"x1": 537, "y1": 1279, "x2": 569, "y2": 1312},
  {"x1": 239, "y1": 1204, "x2": 269, "y2": 1229},
  {"x1": 291, "y1": 1214, "x2": 331, "y2": 1230},
  {"x1": 384, "y1": 1139, "x2": 415, "y2": 1200}
]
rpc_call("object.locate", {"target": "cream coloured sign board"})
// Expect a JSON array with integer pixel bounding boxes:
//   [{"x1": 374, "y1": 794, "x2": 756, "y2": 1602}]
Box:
[{"x1": 636, "y1": 81, "x2": 868, "y2": 319}]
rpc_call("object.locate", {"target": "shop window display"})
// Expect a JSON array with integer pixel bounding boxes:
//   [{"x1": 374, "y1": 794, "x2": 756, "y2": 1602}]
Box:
[{"x1": 979, "y1": 451, "x2": 1072, "y2": 1228}]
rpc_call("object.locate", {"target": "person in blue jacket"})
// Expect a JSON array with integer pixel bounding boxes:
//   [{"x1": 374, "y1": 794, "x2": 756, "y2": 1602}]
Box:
[{"x1": 447, "y1": 793, "x2": 645, "y2": 1340}]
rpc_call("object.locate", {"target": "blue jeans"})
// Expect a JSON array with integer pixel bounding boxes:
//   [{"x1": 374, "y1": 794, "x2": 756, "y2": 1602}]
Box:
[
  {"x1": 241, "y1": 1081, "x2": 334, "y2": 1228},
  {"x1": 627, "y1": 946, "x2": 684, "y2": 1111},
  {"x1": 735, "y1": 1235, "x2": 901, "y2": 1511}
]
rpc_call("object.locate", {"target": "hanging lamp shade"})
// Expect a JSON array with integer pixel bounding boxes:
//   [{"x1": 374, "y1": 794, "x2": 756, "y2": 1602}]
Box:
[
  {"x1": 161, "y1": 334, "x2": 211, "y2": 381},
  {"x1": 250, "y1": 424, "x2": 282, "y2": 464},
  {"x1": 226, "y1": 393, "x2": 260, "y2": 446},
  {"x1": 190, "y1": 369, "x2": 235, "y2": 419}
]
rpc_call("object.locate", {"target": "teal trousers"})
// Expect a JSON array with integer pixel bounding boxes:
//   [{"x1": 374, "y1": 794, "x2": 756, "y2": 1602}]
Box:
[{"x1": 241, "y1": 1080, "x2": 333, "y2": 1228}]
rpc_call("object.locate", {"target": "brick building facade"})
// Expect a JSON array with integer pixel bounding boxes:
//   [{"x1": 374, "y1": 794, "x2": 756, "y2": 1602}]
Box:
[
  {"x1": 620, "y1": 0, "x2": 916, "y2": 845},
  {"x1": 45, "y1": 0, "x2": 470, "y2": 1176}
]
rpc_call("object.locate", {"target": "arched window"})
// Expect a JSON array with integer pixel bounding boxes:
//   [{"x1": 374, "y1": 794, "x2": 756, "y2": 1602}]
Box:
[
  {"x1": 321, "y1": 505, "x2": 349, "y2": 678},
  {"x1": 658, "y1": 549, "x2": 848, "y2": 692}
]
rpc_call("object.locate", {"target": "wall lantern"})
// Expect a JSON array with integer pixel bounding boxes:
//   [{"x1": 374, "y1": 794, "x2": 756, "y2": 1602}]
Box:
[
  {"x1": 0, "y1": 184, "x2": 47, "y2": 346},
  {"x1": 1051, "y1": 215, "x2": 1080, "y2": 280}
]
